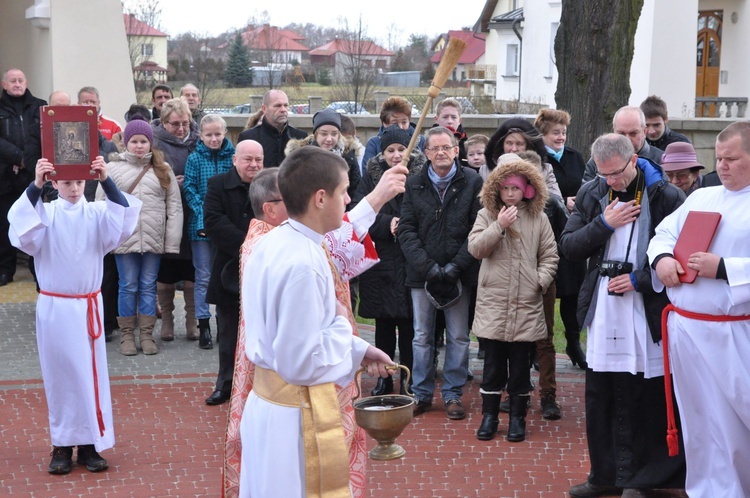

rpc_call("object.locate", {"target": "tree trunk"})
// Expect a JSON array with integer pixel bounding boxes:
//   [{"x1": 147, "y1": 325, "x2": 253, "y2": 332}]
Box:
[{"x1": 554, "y1": 0, "x2": 644, "y2": 156}]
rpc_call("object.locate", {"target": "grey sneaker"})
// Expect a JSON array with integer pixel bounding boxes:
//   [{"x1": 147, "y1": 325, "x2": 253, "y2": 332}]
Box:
[{"x1": 445, "y1": 399, "x2": 466, "y2": 420}]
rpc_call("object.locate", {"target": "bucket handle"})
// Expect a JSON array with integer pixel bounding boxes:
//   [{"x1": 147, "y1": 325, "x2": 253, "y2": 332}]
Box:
[{"x1": 353, "y1": 364, "x2": 412, "y2": 400}]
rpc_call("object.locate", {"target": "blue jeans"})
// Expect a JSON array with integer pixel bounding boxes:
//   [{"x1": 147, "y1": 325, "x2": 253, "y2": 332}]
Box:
[
  {"x1": 191, "y1": 240, "x2": 212, "y2": 319},
  {"x1": 410, "y1": 287, "x2": 470, "y2": 403},
  {"x1": 115, "y1": 253, "x2": 162, "y2": 317}
]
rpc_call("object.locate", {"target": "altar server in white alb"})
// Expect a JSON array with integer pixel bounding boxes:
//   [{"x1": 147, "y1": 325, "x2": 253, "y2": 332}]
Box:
[
  {"x1": 239, "y1": 146, "x2": 393, "y2": 498},
  {"x1": 8, "y1": 156, "x2": 141, "y2": 475},
  {"x1": 648, "y1": 121, "x2": 750, "y2": 498}
]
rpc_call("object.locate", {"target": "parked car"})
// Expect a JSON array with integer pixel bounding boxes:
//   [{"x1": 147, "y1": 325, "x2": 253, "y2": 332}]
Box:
[
  {"x1": 289, "y1": 103, "x2": 310, "y2": 114},
  {"x1": 327, "y1": 101, "x2": 370, "y2": 115},
  {"x1": 230, "y1": 103, "x2": 251, "y2": 114}
]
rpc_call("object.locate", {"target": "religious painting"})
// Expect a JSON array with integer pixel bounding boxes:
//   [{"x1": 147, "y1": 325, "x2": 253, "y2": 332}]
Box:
[{"x1": 40, "y1": 105, "x2": 99, "y2": 181}]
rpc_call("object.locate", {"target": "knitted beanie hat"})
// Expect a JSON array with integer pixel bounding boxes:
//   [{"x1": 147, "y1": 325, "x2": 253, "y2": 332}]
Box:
[
  {"x1": 502, "y1": 174, "x2": 536, "y2": 199},
  {"x1": 380, "y1": 125, "x2": 411, "y2": 152},
  {"x1": 313, "y1": 109, "x2": 341, "y2": 133},
  {"x1": 123, "y1": 115, "x2": 154, "y2": 145}
]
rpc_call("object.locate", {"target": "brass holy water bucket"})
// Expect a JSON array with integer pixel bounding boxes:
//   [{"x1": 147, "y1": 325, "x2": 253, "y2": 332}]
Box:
[{"x1": 353, "y1": 364, "x2": 414, "y2": 460}]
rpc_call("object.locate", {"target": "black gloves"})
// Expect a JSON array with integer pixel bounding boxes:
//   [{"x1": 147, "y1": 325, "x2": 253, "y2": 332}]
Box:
[
  {"x1": 426, "y1": 263, "x2": 461, "y2": 284},
  {"x1": 442, "y1": 263, "x2": 461, "y2": 284},
  {"x1": 425, "y1": 263, "x2": 443, "y2": 284}
]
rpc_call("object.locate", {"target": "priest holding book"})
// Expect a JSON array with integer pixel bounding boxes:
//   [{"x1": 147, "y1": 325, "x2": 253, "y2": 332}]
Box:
[{"x1": 648, "y1": 121, "x2": 750, "y2": 498}]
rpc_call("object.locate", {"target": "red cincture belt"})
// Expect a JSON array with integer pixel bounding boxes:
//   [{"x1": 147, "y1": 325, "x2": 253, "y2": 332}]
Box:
[
  {"x1": 661, "y1": 303, "x2": 750, "y2": 456},
  {"x1": 39, "y1": 289, "x2": 105, "y2": 436}
]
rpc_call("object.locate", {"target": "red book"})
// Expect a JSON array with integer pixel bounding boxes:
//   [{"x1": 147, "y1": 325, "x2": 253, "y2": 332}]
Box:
[
  {"x1": 673, "y1": 211, "x2": 722, "y2": 283},
  {"x1": 40, "y1": 105, "x2": 99, "y2": 181}
]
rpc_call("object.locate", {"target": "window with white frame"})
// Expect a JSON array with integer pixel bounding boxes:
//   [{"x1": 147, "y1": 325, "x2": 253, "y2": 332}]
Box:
[
  {"x1": 141, "y1": 44, "x2": 153, "y2": 57},
  {"x1": 548, "y1": 22, "x2": 559, "y2": 78},
  {"x1": 505, "y1": 44, "x2": 519, "y2": 76}
]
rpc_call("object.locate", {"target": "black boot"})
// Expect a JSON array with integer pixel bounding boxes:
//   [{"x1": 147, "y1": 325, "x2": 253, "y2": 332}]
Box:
[
  {"x1": 371, "y1": 375, "x2": 393, "y2": 396},
  {"x1": 507, "y1": 395, "x2": 530, "y2": 442},
  {"x1": 198, "y1": 318, "x2": 213, "y2": 350},
  {"x1": 476, "y1": 393, "x2": 501, "y2": 441},
  {"x1": 565, "y1": 331, "x2": 588, "y2": 369}
]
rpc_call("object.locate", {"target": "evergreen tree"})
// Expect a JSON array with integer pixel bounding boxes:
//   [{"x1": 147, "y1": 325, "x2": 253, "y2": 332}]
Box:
[{"x1": 224, "y1": 33, "x2": 253, "y2": 88}]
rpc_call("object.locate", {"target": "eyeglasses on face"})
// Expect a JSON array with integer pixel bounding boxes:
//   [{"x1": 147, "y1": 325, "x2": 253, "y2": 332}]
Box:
[
  {"x1": 166, "y1": 121, "x2": 190, "y2": 129},
  {"x1": 426, "y1": 145, "x2": 457, "y2": 153},
  {"x1": 665, "y1": 171, "x2": 693, "y2": 181},
  {"x1": 596, "y1": 157, "x2": 631, "y2": 179}
]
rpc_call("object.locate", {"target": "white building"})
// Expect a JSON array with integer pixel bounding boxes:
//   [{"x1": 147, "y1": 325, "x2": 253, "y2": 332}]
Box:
[
  {"x1": 482, "y1": 0, "x2": 748, "y2": 118},
  {"x1": 1, "y1": 0, "x2": 136, "y2": 120}
]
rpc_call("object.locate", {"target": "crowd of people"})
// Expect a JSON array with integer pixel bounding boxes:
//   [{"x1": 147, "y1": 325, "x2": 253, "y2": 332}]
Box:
[{"x1": 3, "y1": 65, "x2": 749, "y2": 497}]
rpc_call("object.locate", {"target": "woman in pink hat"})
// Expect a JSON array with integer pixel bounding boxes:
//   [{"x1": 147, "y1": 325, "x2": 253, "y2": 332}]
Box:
[{"x1": 661, "y1": 142, "x2": 706, "y2": 195}]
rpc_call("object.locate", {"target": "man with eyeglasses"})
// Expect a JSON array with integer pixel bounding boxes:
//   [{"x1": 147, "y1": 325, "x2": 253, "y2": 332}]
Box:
[
  {"x1": 560, "y1": 134, "x2": 686, "y2": 498},
  {"x1": 583, "y1": 106, "x2": 665, "y2": 183},
  {"x1": 398, "y1": 126, "x2": 483, "y2": 421}
]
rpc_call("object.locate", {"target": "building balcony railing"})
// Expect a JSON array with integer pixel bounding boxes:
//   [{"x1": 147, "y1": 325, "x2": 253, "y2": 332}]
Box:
[{"x1": 695, "y1": 97, "x2": 748, "y2": 118}]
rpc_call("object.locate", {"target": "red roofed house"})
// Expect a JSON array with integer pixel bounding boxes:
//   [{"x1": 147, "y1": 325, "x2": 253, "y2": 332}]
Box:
[
  {"x1": 309, "y1": 38, "x2": 394, "y2": 81},
  {"x1": 242, "y1": 24, "x2": 310, "y2": 65},
  {"x1": 124, "y1": 13, "x2": 169, "y2": 84},
  {"x1": 431, "y1": 29, "x2": 488, "y2": 94}
]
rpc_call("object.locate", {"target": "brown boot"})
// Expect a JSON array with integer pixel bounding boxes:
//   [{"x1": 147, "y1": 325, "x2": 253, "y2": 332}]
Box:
[
  {"x1": 156, "y1": 283, "x2": 175, "y2": 341},
  {"x1": 118, "y1": 316, "x2": 137, "y2": 356},
  {"x1": 138, "y1": 314, "x2": 158, "y2": 355},
  {"x1": 182, "y1": 281, "x2": 199, "y2": 340}
]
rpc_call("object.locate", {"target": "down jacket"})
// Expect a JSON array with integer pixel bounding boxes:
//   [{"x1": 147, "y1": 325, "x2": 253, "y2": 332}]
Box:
[
  {"x1": 469, "y1": 160, "x2": 558, "y2": 342},
  {"x1": 398, "y1": 161, "x2": 483, "y2": 288},
  {"x1": 99, "y1": 152, "x2": 183, "y2": 254},
  {"x1": 285, "y1": 135, "x2": 362, "y2": 202},
  {"x1": 183, "y1": 138, "x2": 235, "y2": 241},
  {"x1": 351, "y1": 150, "x2": 426, "y2": 319}
]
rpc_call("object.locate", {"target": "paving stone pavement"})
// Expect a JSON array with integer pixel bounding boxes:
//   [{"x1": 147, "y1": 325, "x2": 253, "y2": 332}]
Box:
[{"x1": 0, "y1": 261, "x2": 683, "y2": 497}]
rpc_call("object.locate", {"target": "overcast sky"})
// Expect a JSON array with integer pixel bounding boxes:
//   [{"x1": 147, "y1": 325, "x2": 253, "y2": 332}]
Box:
[{"x1": 154, "y1": 0, "x2": 487, "y2": 48}]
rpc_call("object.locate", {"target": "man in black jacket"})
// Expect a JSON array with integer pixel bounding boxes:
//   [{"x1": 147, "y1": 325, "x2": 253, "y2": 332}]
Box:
[
  {"x1": 398, "y1": 126, "x2": 483, "y2": 421},
  {"x1": 560, "y1": 134, "x2": 686, "y2": 498},
  {"x1": 640, "y1": 95, "x2": 691, "y2": 151},
  {"x1": 582, "y1": 106, "x2": 665, "y2": 183},
  {"x1": 202, "y1": 139, "x2": 262, "y2": 405},
  {"x1": 0, "y1": 68, "x2": 46, "y2": 286},
  {"x1": 237, "y1": 90, "x2": 306, "y2": 167}
]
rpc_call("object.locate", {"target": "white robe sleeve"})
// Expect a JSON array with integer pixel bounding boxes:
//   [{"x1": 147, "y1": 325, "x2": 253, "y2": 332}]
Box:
[
  {"x1": 272, "y1": 268, "x2": 364, "y2": 387},
  {"x1": 7, "y1": 193, "x2": 51, "y2": 257},
  {"x1": 724, "y1": 257, "x2": 750, "y2": 305},
  {"x1": 323, "y1": 197, "x2": 379, "y2": 281},
  {"x1": 647, "y1": 208, "x2": 683, "y2": 292}
]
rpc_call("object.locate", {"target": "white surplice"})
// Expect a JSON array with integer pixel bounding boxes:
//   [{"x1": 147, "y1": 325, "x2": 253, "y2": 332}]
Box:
[
  {"x1": 648, "y1": 185, "x2": 750, "y2": 497},
  {"x1": 8, "y1": 191, "x2": 141, "y2": 452},
  {"x1": 238, "y1": 219, "x2": 371, "y2": 498},
  {"x1": 587, "y1": 203, "x2": 663, "y2": 378}
]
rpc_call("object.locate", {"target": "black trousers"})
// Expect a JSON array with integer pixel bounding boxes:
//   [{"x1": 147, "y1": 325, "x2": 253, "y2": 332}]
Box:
[
  {"x1": 214, "y1": 302, "x2": 239, "y2": 394},
  {"x1": 102, "y1": 254, "x2": 119, "y2": 330},
  {"x1": 0, "y1": 196, "x2": 17, "y2": 278},
  {"x1": 374, "y1": 317, "x2": 414, "y2": 373},
  {"x1": 480, "y1": 340, "x2": 534, "y2": 396},
  {"x1": 585, "y1": 370, "x2": 686, "y2": 489},
  {"x1": 559, "y1": 293, "x2": 580, "y2": 332}
]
